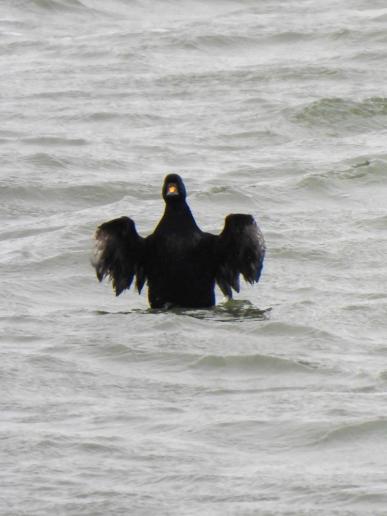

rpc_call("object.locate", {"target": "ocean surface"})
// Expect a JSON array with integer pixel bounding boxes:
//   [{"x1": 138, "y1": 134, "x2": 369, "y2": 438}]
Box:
[{"x1": 1, "y1": 0, "x2": 387, "y2": 514}]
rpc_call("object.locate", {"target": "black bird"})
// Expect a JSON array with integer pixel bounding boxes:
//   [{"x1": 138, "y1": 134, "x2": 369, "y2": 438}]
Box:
[{"x1": 92, "y1": 174, "x2": 265, "y2": 309}]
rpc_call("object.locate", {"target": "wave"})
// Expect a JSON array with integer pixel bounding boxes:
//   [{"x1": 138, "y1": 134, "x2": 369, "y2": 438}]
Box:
[
  {"x1": 291, "y1": 97, "x2": 387, "y2": 134},
  {"x1": 17, "y1": 151, "x2": 128, "y2": 173},
  {"x1": 354, "y1": 214, "x2": 387, "y2": 231},
  {"x1": 190, "y1": 353, "x2": 317, "y2": 374},
  {"x1": 298, "y1": 156, "x2": 387, "y2": 190},
  {"x1": 22, "y1": 152, "x2": 69, "y2": 169},
  {"x1": 0, "y1": 182, "x2": 129, "y2": 210},
  {"x1": 22, "y1": 136, "x2": 88, "y2": 147},
  {"x1": 315, "y1": 419, "x2": 387, "y2": 447},
  {"x1": 14, "y1": 0, "x2": 93, "y2": 12},
  {"x1": 166, "y1": 27, "x2": 362, "y2": 55},
  {"x1": 181, "y1": 33, "x2": 262, "y2": 52},
  {"x1": 220, "y1": 129, "x2": 288, "y2": 147},
  {"x1": 10, "y1": 0, "x2": 237, "y2": 20}
]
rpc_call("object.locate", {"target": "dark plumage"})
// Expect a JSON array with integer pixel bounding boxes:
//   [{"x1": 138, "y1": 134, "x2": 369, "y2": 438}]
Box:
[{"x1": 92, "y1": 174, "x2": 265, "y2": 308}]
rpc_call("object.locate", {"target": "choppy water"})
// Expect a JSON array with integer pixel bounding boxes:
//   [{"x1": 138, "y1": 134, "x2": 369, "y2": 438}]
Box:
[{"x1": 1, "y1": 0, "x2": 387, "y2": 514}]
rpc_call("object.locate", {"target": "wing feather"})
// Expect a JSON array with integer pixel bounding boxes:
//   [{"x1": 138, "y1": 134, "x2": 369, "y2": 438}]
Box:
[
  {"x1": 216, "y1": 214, "x2": 265, "y2": 298},
  {"x1": 92, "y1": 216, "x2": 145, "y2": 296}
]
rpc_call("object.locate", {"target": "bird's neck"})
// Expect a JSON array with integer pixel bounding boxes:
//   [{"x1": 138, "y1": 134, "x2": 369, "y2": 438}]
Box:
[{"x1": 158, "y1": 201, "x2": 199, "y2": 234}]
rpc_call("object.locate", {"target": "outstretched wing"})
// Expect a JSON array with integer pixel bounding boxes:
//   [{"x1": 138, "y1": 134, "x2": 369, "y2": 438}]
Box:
[
  {"x1": 215, "y1": 214, "x2": 265, "y2": 298},
  {"x1": 92, "y1": 216, "x2": 146, "y2": 296}
]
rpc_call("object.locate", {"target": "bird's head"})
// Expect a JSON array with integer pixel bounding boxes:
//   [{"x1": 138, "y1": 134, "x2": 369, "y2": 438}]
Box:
[{"x1": 162, "y1": 174, "x2": 187, "y2": 203}]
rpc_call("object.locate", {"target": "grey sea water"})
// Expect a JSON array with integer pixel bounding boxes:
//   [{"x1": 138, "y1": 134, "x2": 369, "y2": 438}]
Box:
[{"x1": 1, "y1": 0, "x2": 387, "y2": 514}]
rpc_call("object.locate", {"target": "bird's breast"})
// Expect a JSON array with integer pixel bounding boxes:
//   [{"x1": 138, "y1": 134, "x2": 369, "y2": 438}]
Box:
[{"x1": 145, "y1": 231, "x2": 212, "y2": 277}]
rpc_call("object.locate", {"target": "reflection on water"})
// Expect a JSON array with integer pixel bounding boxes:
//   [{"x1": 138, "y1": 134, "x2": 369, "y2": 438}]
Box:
[
  {"x1": 182, "y1": 299, "x2": 272, "y2": 322},
  {"x1": 95, "y1": 299, "x2": 271, "y2": 322}
]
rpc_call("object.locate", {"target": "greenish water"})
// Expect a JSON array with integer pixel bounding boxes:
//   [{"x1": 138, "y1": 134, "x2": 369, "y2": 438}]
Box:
[{"x1": 1, "y1": 0, "x2": 387, "y2": 514}]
